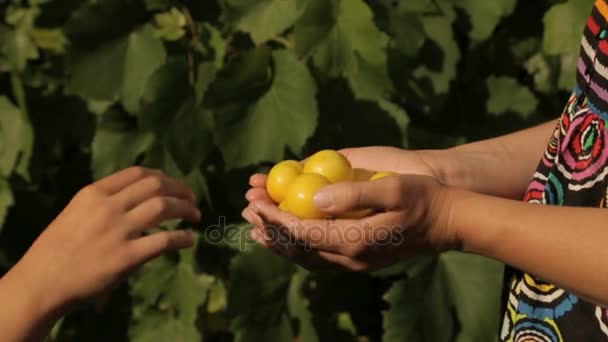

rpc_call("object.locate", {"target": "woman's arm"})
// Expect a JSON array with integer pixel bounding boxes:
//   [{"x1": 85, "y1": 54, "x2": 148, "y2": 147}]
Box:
[
  {"x1": 421, "y1": 120, "x2": 557, "y2": 199},
  {"x1": 451, "y1": 188, "x2": 608, "y2": 306}
]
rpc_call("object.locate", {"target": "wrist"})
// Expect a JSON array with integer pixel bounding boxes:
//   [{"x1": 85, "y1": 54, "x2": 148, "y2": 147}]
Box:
[
  {"x1": 4, "y1": 257, "x2": 71, "y2": 323},
  {"x1": 426, "y1": 184, "x2": 461, "y2": 252},
  {"x1": 442, "y1": 188, "x2": 505, "y2": 255},
  {"x1": 415, "y1": 149, "x2": 464, "y2": 188}
]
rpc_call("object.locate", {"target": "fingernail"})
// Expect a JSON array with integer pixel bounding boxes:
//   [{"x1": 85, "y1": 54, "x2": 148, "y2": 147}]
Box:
[
  {"x1": 313, "y1": 190, "x2": 333, "y2": 209},
  {"x1": 242, "y1": 209, "x2": 253, "y2": 222}
]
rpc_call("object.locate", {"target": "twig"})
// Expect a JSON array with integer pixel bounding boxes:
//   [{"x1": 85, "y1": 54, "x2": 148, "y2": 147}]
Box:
[{"x1": 178, "y1": 4, "x2": 199, "y2": 85}]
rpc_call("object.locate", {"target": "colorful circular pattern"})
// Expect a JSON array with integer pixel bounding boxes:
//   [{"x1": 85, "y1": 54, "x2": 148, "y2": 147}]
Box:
[
  {"x1": 557, "y1": 114, "x2": 608, "y2": 190},
  {"x1": 516, "y1": 275, "x2": 578, "y2": 320},
  {"x1": 512, "y1": 318, "x2": 563, "y2": 342}
]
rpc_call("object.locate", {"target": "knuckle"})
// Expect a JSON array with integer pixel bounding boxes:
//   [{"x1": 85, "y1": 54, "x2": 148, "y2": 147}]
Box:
[
  {"x1": 150, "y1": 197, "x2": 171, "y2": 216},
  {"x1": 146, "y1": 175, "x2": 166, "y2": 193},
  {"x1": 127, "y1": 166, "x2": 148, "y2": 178},
  {"x1": 160, "y1": 233, "x2": 176, "y2": 250},
  {"x1": 79, "y1": 185, "x2": 101, "y2": 199}
]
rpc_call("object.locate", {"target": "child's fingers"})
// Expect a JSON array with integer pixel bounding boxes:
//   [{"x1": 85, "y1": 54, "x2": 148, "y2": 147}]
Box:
[
  {"x1": 126, "y1": 197, "x2": 201, "y2": 234},
  {"x1": 249, "y1": 174, "x2": 267, "y2": 187},
  {"x1": 245, "y1": 188, "x2": 272, "y2": 202},
  {"x1": 128, "y1": 230, "x2": 195, "y2": 266},
  {"x1": 94, "y1": 167, "x2": 162, "y2": 194},
  {"x1": 115, "y1": 174, "x2": 196, "y2": 210}
]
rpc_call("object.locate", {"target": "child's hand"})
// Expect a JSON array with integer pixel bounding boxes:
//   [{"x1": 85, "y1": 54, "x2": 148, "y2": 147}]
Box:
[
  {"x1": 3, "y1": 167, "x2": 201, "y2": 318},
  {"x1": 243, "y1": 174, "x2": 455, "y2": 272}
]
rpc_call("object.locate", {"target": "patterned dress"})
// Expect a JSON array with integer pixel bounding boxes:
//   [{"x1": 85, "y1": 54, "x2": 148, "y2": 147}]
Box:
[{"x1": 499, "y1": 0, "x2": 608, "y2": 340}]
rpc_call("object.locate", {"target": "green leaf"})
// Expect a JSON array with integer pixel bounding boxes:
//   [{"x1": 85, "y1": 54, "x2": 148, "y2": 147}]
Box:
[
  {"x1": 228, "y1": 246, "x2": 296, "y2": 341},
  {"x1": 30, "y1": 28, "x2": 68, "y2": 54},
  {"x1": 6, "y1": 7, "x2": 40, "y2": 29},
  {"x1": 139, "y1": 58, "x2": 192, "y2": 131},
  {"x1": 383, "y1": 253, "x2": 504, "y2": 342},
  {"x1": 543, "y1": 0, "x2": 590, "y2": 56},
  {"x1": 524, "y1": 53, "x2": 556, "y2": 94},
  {"x1": 414, "y1": 1, "x2": 460, "y2": 94},
  {"x1": 389, "y1": 11, "x2": 426, "y2": 57},
  {"x1": 200, "y1": 23, "x2": 226, "y2": 70},
  {"x1": 196, "y1": 62, "x2": 217, "y2": 105},
  {"x1": 222, "y1": 0, "x2": 299, "y2": 44},
  {"x1": 0, "y1": 177, "x2": 14, "y2": 230},
  {"x1": 129, "y1": 310, "x2": 201, "y2": 342},
  {"x1": 486, "y1": 75, "x2": 538, "y2": 117},
  {"x1": 287, "y1": 269, "x2": 319, "y2": 342},
  {"x1": 129, "y1": 248, "x2": 210, "y2": 342},
  {"x1": 372, "y1": 256, "x2": 434, "y2": 279},
  {"x1": 0, "y1": 26, "x2": 39, "y2": 72},
  {"x1": 559, "y1": 52, "x2": 579, "y2": 91},
  {"x1": 214, "y1": 50, "x2": 318, "y2": 168},
  {"x1": 91, "y1": 108, "x2": 155, "y2": 179},
  {"x1": 67, "y1": 24, "x2": 167, "y2": 113},
  {"x1": 207, "y1": 277, "x2": 228, "y2": 314},
  {"x1": 0, "y1": 96, "x2": 33, "y2": 178},
  {"x1": 153, "y1": 7, "x2": 186, "y2": 41},
  {"x1": 295, "y1": 0, "x2": 394, "y2": 101},
  {"x1": 452, "y1": 0, "x2": 516, "y2": 42},
  {"x1": 164, "y1": 97, "x2": 214, "y2": 174},
  {"x1": 382, "y1": 264, "x2": 434, "y2": 342},
  {"x1": 65, "y1": 0, "x2": 147, "y2": 43}
]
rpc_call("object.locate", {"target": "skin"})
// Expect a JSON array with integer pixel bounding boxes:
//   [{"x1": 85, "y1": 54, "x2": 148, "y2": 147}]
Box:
[
  {"x1": 0, "y1": 167, "x2": 201, "y2": 342},
  {"x1": 244, "y1": 120, "x2": 608, "y2": 306}
]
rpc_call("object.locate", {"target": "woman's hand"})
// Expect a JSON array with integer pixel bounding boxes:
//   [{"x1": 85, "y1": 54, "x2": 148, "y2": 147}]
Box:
[
  {"x1": 0, "y1": 167, "x2": 201, "y2": 341},
  {"x1": 245, "y1": 146, "x2": 442, "y2": 205},
  {"x1": 243, "y1": 174, "x2": 455, "y2": 272}
]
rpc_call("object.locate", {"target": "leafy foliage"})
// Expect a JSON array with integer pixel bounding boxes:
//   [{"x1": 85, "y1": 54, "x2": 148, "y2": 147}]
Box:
[{"x1": 0, "y1": 0, "x2": 589, "y2": 341}]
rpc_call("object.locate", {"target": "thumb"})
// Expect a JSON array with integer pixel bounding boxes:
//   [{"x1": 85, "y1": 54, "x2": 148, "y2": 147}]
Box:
[{"x1": 313, "y1": 179, "x2": 397, "y2": 213}]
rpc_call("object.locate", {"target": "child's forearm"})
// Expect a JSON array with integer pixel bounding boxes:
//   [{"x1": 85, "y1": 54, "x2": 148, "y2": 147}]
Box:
[
  {"x1": 420, "y1": 120, "x2": 557, "y2": 199},
  {"x1": 0, "y1": 264, "x2": 65, "y2": 342},
  {"x1": 449, "y1": 188, "x2": 608, "y2": 306}
]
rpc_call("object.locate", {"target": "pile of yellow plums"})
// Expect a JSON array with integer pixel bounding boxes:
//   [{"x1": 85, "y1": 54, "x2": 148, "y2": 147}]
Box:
[{"x1": 266, "y1": 150, "x2": 396, "y2": 219}]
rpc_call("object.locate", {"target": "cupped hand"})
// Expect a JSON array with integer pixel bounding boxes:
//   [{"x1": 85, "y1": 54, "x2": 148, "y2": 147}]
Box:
[
  {"x1": 245, "y1": 146, "x2": 441, "y2": 204},
  {"x1": 4, "y1": 167, "x2": 201, "y2": 315},
  {"x1": 243, "y1": 174, "x2": 456, "y2": 272}
]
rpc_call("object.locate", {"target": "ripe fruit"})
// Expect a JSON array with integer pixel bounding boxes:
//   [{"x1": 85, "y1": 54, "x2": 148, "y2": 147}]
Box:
[
  {"x1": 370, "y1": 171, "x2": 397, "y2": 181},
  {"x1": 283, "y1": 173, "x2": 330, "y2": 219},
  {"x1": 303, "y1": 150, "x2": 353, "y2": 183},
  {"x1": 279, "y1": 201, "x2": 289, "y2": 211},
  {"x1": 266, "y1": 160, "x2": 303, "y2": 203},
  {"x1": 353, "y1": 168, "x2": 375, "y2": 182}
]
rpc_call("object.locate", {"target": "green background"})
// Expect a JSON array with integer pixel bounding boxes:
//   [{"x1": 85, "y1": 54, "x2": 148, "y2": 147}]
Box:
[{"x1": 0, "y1": 0, "x2": 590, "y2": 341}]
